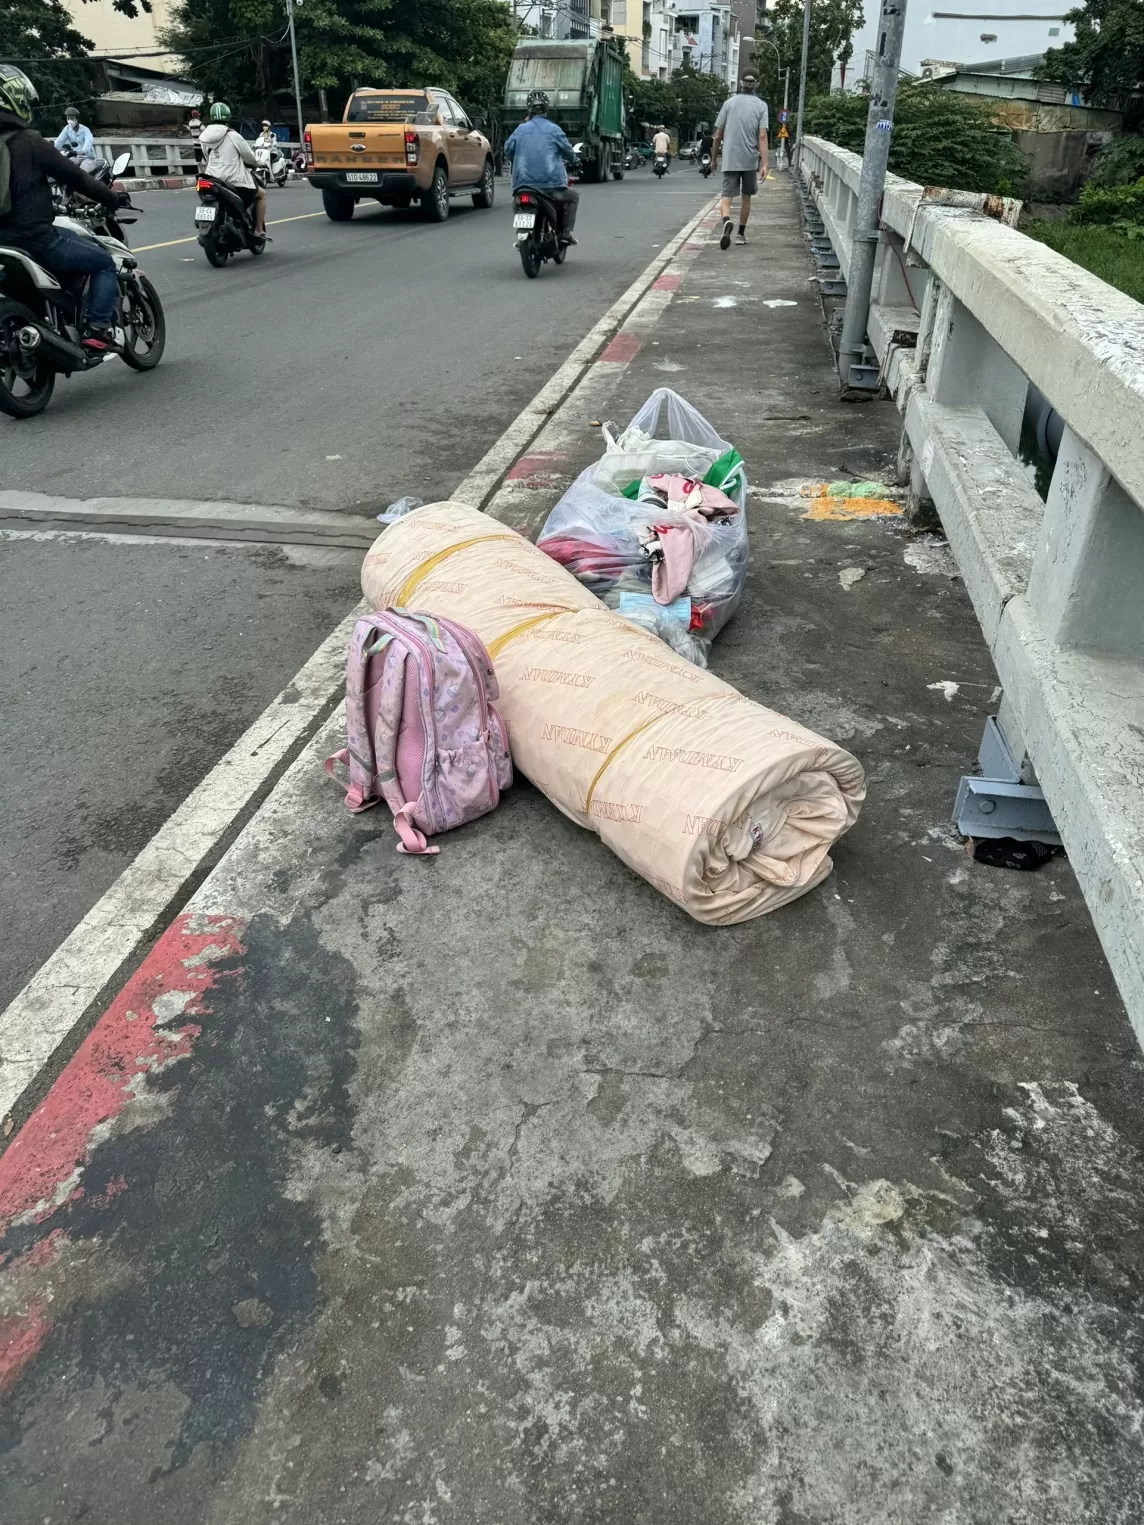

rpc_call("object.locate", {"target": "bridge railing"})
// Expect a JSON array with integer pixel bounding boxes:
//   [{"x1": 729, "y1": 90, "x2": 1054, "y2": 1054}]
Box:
[{"x1": 799, "y1": 134, "x2": 1144, "y2": 1030}]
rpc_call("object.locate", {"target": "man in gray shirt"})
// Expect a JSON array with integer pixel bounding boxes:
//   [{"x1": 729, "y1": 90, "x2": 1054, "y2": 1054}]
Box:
[{"x1": 712, "y1": 74, "x2": 769, "y2": 248}]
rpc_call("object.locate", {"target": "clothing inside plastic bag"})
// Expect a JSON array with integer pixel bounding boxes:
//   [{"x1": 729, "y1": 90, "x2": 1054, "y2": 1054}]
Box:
[{"x1": 537, "y1": 389, "x2": 749, "y2": 666}]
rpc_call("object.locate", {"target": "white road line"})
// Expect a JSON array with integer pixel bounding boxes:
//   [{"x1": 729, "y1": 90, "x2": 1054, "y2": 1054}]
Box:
[{"x1": 0, "y1": 196, "x2": 716, "y2": 1129}]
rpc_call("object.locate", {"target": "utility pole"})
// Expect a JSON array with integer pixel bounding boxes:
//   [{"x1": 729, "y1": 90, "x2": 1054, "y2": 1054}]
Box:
[
  {"x1": 835, "y1": 0, "x2": 908, "y2": 388},
  {"x1": 285, "y1": 0, "x2": 305, "y2": 145},
  {"x1": 793, "y1": 0, "x2": 811, "y2": 168}
]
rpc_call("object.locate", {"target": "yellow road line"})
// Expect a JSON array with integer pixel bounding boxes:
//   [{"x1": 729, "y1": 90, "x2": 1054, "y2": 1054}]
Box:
[{"x1": 134, "y1": 209, "x2": 324, "y2": 253}]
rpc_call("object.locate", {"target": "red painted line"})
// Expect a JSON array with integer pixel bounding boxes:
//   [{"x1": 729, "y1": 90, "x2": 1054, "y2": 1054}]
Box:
[
  {"x1": 0, "y1": 913, "x2": 244, "y2": 1235},
  {"x1": 0, "y1": 1301, "x2": 48, "y2": 1398},
  {"x1": 0, "y1": 914, "x2": 244, "y2": 1396},
  {"x1": 683, "y1": 241, "x2": 706, "y2": 252},
  {"x1": 653, "y1": 274, "x2": 681, "y2": 291},
  {"x1": 505, "y1": 451, "x2": 568, "y2": 483},
  {"x1": 599, "y1": 332, "x2": 641, "y2": 364}
]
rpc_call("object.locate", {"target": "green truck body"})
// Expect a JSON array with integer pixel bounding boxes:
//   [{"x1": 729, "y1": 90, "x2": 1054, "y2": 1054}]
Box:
[{"x1": 504, "y1": 38, "x2": 627, "y2": 183}]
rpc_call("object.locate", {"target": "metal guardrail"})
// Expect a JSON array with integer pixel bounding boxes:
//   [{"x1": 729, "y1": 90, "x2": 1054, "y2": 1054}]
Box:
[
  {"x1": 91, "y1": 137, "x2": 302, "y2": 178},
  {"x1": 800, "y1": 134, "x2": 1144, "y2": 1030}
]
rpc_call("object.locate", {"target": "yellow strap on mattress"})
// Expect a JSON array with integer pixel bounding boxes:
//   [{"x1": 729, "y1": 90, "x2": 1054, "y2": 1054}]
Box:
[
  {"x1": 397, "y1": 534, "x2": 524, "y2": 607},
  {"x1": 583, "y1": 714, "x2": 664, "y2": 814},
  {"x1": 486, "y1": 610, "x2": 563, "y2": 659}
]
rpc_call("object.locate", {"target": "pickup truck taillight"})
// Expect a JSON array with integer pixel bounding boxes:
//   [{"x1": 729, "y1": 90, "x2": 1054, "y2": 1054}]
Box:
[
  {"x1": 303, "y1": 128, "x2": 313, "y2": 167},
  {"x1": 404, "y1": 129, "x2": 419, "y2": 166}
]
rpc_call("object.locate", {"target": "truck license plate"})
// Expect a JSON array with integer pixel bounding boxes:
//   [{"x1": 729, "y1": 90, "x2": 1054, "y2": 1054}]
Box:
[
  {"x1": 513, "y1": 212, "x2": 536, "y2": 229},
  {"x1": 345, "y1": 171, "x2": 378, "y2": 183},
  {"x1": 194, "y1": 205, "x2": 217, "y2": 222}
]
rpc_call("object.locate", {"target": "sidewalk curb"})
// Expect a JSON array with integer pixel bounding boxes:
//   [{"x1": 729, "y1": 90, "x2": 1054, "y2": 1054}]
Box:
[{"x1": 0, "y1": 195, "x2": 715, "y2": 1137}]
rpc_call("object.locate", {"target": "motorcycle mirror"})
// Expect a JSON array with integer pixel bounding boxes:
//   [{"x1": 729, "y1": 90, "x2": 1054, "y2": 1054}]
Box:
[{"x1": 112, "y1": 152, "x2": 131, "y2": 176}]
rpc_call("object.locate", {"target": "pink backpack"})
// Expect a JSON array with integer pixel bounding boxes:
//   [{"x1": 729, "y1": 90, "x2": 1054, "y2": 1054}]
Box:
[{"x1": 325, "y1": 609, "x2": 512, "y2": 855}]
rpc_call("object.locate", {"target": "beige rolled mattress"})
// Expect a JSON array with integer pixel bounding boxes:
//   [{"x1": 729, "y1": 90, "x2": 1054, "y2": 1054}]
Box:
[{"x1": 362, "y1": 503, "x2": 865, "y2": 924}]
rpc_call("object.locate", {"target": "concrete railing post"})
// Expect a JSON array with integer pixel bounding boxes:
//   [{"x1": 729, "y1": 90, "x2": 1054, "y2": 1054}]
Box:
[{"x1": 1028, "y1": 427, "x2": 1144, "y2": 660}]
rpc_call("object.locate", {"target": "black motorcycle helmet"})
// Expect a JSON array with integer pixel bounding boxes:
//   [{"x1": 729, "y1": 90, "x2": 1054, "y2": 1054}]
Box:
[{"x1": 526, "y1": 89, "x2": 550, "y2": 117}]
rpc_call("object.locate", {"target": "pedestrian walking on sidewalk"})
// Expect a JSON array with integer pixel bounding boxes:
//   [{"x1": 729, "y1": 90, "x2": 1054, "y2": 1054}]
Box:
[{"x1": 712, "y1": 73, "x2": 768, "y2": 249}]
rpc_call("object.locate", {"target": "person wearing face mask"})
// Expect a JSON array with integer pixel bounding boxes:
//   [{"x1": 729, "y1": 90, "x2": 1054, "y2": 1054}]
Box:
[{"x1": 54, "y1": 106, "x2": 95, "y2": 161}]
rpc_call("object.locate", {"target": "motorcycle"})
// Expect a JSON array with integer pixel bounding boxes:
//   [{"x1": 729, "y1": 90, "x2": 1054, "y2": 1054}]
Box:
[
  {"x1": 0, "y1": 153, "x2": 165, "y2": 420},
  {"x1": 624, "y1": 145, "x2": 641, "y2": 171},
  {"x1": 52, "y1": 154, "x2": 133, "y2": 245},
  {"x1": 194, "y1": 171, "x2": 267, "y2": 266},
  {"x1": 255, "y1": 142, "x2": 289, "y2": 188},
  {"x1": 653, "y1": 154, "x2": 668, "y2": 179},
  {"x1": 512, "y1": 186, "x2": 569, "y2": 280},
  {"x1": 699, "y1": 152, "x2": 712, "y2": 178}
]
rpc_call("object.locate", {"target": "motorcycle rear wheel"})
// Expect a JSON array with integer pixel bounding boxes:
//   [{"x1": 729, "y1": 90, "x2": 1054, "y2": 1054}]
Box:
[
  {"x1": 203, "y1": 230, "x2": 229, "y2": 267},
  {"x1": 0, "y1": 299, "x2": 56, "y2": 419},
  {"x1": 120, "y1": 275, "x2": 166, "y2": 372},
  {"x1": 519, "y1": 240, "x2": 541, "y2": 279},
  {"x1": 553, "y1": 241, "x2": 568, "y2": 266}
]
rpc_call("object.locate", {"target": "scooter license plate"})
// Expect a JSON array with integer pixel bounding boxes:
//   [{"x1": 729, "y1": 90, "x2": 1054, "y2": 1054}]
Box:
[
  {"x1": 513, "y1": 212, "x2": 536, "y2": 229},
  {"x1": 194, "y1": 205, "x2": 217, "y2": 222}
]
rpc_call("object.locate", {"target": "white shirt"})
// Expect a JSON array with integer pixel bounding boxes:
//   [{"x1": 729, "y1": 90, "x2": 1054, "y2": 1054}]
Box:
[
  {"x1": 200, "y1": 124, "x2": 258, "y2": 190},
  {"x1": 653, "y1": 131, "x2": 670, "y2": 155}
]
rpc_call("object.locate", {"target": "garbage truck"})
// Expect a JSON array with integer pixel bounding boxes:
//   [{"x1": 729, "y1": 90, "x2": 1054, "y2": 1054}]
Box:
[{"x1": 503, "y1": 37, "x2": 627, "y2": 184}]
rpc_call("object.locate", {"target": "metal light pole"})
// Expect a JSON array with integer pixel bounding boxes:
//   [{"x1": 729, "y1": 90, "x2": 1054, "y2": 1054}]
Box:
[
  {"x1": 285, "y1": 0, "x2": 305, "y2": 144},
  {"x1": 756, "y1": 36, "x2": 787, "y2": 169},
  {"x1": 836, "y1": 0, "x2": 908, "y2": 388},
  {"x1": 793, "y1": 0, "x2": 811, "y2": 168}
]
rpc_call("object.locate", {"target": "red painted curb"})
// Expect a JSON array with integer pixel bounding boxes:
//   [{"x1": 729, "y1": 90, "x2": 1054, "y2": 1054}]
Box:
[{"x1": 599, "y1": 332, "x2": 642, "y2": 364}]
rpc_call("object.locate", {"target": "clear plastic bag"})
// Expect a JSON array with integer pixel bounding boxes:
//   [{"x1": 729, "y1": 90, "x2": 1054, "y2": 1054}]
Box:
[
  {"x1": 537, "y1": 389, "x2": 749, "y2": 664},
  {"x1": 376, "y1": 496, "x2": 425, "y2": 524}
]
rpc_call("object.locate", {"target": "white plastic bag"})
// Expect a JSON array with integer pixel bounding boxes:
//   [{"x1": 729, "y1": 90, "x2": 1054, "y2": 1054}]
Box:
[
  {"x1": 537, "y1": 389, "x2": 750, "y2": 664},
  {"x1": 594, "y1": 388, "x2": 732, "y2": 495}
]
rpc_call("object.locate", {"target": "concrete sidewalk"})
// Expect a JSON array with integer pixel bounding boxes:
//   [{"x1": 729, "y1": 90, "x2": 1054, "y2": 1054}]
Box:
[{"x1": 2, "y1": 175, "x2": 1142, "y2": 1524}]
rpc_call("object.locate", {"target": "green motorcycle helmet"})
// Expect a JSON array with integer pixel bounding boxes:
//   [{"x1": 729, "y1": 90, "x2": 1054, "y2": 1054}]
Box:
[
  {"x1": 0, "y1": 64, "x2": 39, "y2": 125},
  {"x1": 209, "y1": 101, "x2": 232, "y2": 122}
]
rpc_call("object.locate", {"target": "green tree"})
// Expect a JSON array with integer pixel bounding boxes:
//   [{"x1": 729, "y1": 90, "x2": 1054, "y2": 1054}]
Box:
[
  {"x1": 2, "y1": 0, "x2": 149, "y2": 131},
  {"x1": 1039, "y1": 0, "x2": 1144, "y2": 128},
  {"x1": 753, "y1": 0, "x2": 864, "y2": 113},
  {"x1": 624, "y1": 61, "x2": 728, "y2": 137},
  {"x1": 804, "y1": 85, "x2": 1028, "y2": 195},
  {"x1": 671, "y1": 59, "x2": 727, "y2": 136},
  {"x1": 163, "y1": 0, "x2": 516, "y2": 123}
]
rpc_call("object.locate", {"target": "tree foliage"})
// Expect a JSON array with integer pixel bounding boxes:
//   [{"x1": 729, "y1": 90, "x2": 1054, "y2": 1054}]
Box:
[
  {"x1": 2, "y1": 0, "x2": 154, "y2": 129},
  {"x1": 626, "y1": 61, "x2": 728, "y2": 136},
  {"x1": 162, "y1": 0, "x2": 517, "y2": 122},
  {"x1": 1039, "y1": 0, "x2": 1144, "y2": 127},
  {"x1": 752, "y1": 0, "x2": 864, "y2": 113},
  {"x1": 805, "y1": 85, "x2": 1029, "y2": 195},
  {"x1": 1087, "y1": 133, "x2": 1144, "y2": 186}
]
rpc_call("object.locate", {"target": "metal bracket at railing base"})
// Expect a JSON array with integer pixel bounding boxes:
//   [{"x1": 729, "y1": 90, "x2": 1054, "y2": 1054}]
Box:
[
  {"x1": 846, "y1": 362, "x2": 881, "y2": 390},
  {"x1": 954, "y1": 778, "x2": 1062, "y2": 845},
  {"x1": 953, "y1": 716, "x2": 1062, "y2": 845}
]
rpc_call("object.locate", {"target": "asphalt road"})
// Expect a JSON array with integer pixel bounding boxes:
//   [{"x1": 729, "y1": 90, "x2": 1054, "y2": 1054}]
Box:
[
  {"x1": 0, "y1": 172, "x2": 714, "y2": 513},
  {"x1": 0, "y1": 171, "x2": 713, "y2": 1014}
]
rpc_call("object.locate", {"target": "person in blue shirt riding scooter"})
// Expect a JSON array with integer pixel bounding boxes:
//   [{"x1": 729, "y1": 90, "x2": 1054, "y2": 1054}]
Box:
[
  {"x1": 54, "y1": 106, "x2": 95, "y2": 160},
  {"x1": 504, "y1": 90, "x2": 579, "y2": 246}
]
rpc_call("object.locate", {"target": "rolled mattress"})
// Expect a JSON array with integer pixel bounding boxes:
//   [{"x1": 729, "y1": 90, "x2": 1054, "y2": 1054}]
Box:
[{"x1": 362, "y1": 503, "x2": 865, "y2": 924}]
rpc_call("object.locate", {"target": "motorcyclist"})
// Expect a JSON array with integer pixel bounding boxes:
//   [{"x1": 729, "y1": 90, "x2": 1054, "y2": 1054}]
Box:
[
  {"x1": 652, "y1": 125, "x2": 671, "y2": 172},
  {"x1": 698, "y1": 125, "x2": 714, "y2": 165},
  {"x1": 199, "y1": 102, "x2": 266, "y2": 236},
  {"x1": 54, "y1": 106, "x2": 95, "y2": 161},
  {"x1": 254, "y1": 120, "x2": 278, "y2": 152},
  {"x1": 504, "y1": 89, "x2": 579, "y2": 246},
  {"x1": 0, "y1": 66, "x2": 129, "y2": 354}
]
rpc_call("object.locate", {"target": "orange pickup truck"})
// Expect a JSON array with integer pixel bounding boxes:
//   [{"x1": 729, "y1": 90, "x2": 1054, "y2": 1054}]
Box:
[{"x1": 304, "y1": 88, "x2": 496, "y2": 223}]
